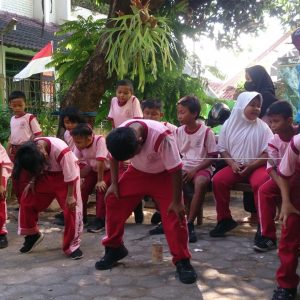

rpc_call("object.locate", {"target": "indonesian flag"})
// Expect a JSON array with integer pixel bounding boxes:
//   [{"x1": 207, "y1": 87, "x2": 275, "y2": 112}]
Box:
[{"x1": 13, "y1": 42, "x2": 54, "y2": 81}]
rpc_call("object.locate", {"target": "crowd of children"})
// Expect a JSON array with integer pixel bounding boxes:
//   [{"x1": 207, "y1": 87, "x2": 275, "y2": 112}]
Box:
[{"x1": 0, "y1": 77, "x2": 299, "y2": 295}]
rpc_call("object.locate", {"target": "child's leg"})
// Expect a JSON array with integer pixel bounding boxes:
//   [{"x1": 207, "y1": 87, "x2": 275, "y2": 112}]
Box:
[
  {"x1": 248, "y1": 166, "x2": 269, "y2": 212},
  {"x1": 151, "y1": 172, "x2": 191, "y2": 264},
  {"x1": 187, "y1": 171, "x2": 210, "y2": 224},
  {"x1": 0, "y1": 177, "x2": 7, "y2": 235},
  {"x1": 18, "y1": 177, "x2": 54, "y2": 235},
  {"x1": 276, "y1": 213, "x2": 300, "y2": 289},
  {"x1": 55, "y1": 176, "x2": 83, "y2": 255},
  {"x1": 212, "y1": 166, "x2": 244, "y2": 221},
  {"x1": 257, "y1": 179, "x2": 281, "y2": 240},
  {"x1": 81, "y1": 170, "x2": 97, "y2": 219},
  {"x1": 102, "y1": 166, "x2": 148, "y2": 248}
]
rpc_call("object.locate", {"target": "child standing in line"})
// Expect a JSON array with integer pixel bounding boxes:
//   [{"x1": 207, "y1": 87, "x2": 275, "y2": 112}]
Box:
[
  {"x1": 13, "y1": 137, "x2": 83, "y2": 259},
  {"x1": 141, "y1": 99, "x2": 177, "y2": 226},
  {"x1": 210, "y1": 91, "x2": 273, "y2": 237},
  {"x1": 271, "y1": 135, "x2": 300, "y2": 300},
  {"x1": 107, "y1": 79, "x2": 143, "y2": 128},
  {"x1": 0, "y1": 143, "x2": 13, "y2": 248},
  {"x1": 7, "y1": 91, "x2": 42, "y2": 203},
  {"x1": 72, "y1": 123, "x2": 110, "y2": 232},
  {"x1": 254, "y1": 101, "x2": 298, "y2": 252},
  {"x1": 176, "y1": 96, "x2": 217, "y2": 243},
  {"x1": 95, "y1": 119, "x2": 197, "y2": 285}
]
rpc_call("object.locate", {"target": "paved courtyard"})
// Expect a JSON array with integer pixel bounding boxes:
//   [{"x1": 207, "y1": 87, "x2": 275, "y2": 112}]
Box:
[{"x1": 1, "y1": 192, "x2": 300, "y2": 300}]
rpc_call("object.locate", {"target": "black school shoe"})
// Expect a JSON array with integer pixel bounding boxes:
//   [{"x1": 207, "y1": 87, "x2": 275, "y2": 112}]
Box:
[
  {"x1": 151, "y1": 211, "x2": 162, "y2": 225},
  {"x1": 134, "y1": 202, "x2": 144, "y2": 224},
  {"x1": 53, "y1": 212, "x2": 65, "y2": 226},
  {"x1": 20, "y1": 232, "x2": 44, "y2": 253},
  {"x1": 87, "y1": 218, "x2": 105, "y2": 233},
  {"x1": 209, "y1": 218, "x2": 238, "y2": 237},
  {"x1": 95, "y1": 245, "x2": 129, "y2": 270},
  {"x1": 70, "y1": 248, "x2": 84, "y2": 260},
  {"x1": 176, "y1": 259, "x2": 198, "y2": 284},
  {"x1": 0, "y1": 234, "x2": 8, "y2": 249},
  {"x1": 272, "y1": 286, "x2": 297, "y2": 300},
  {"x1": 149, "y1": 223, "x2": 164, "y2": 235},
  {"x1": 253, "y1": 235, "x2": 277, "y2": 252}
]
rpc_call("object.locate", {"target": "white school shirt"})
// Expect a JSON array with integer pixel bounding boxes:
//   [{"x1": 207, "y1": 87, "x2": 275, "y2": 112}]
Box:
[
  {"x1": 119, "y1": 119, "x2": 182, "y2": 174},
  {"x1": 278, "y1": 135, "x2": 300, "y2": 178},
  {"x1": 10, "y1": 113, "x2": 42, "y2": 145},
  {"x1": 108, "y1": 96, "x2": 143, "y2": 128},
  {"x1": 35, "y1": 137, "x2": 79, "y2": 183},
  {"x1": 176, "y1": 123, "x2": 217, "y2": 174},
  {"x1": 0, "y1": 143, "x2": 12, "y2": 179},
  {"x1": 64, "y1": 130, "x2": 75, "y2": 152},
  {"x1": 161, "y1": 121, "x2": 177, "y2": 134},
  {"x1": 73, "y1": 135, "x2": 109, "y2": 172}
]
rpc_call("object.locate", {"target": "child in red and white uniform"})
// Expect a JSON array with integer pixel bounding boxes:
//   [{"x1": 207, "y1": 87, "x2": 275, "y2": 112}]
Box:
[
  {"x1": 0, "y1": 143, "x2": 12, "y2": 249},
  {"x1": 13, "y1": 137, "x2": 83, "y2": 259},
  {"x1": 7, "y1": 91, "x2": 42, "y2": 204},
  {"x1": 271, "y1": 135, "x2": 300, "y2": 300},
  {"x1": 176, "y1": 96, "x2": 217, "y2": 243},
  {"x1": 7, "y1": 91, "x2": 42, "y2": 161},
  {"x1": 95, "y1": 119, "x2": 197, "y2": 285},
  {"x1": 141, "y1": 99, "x2": 177, "y2": 227},
  {"x1": 72, "y1": 123, "x2": 110, "y2": 232},
  {"x1": 107, "y1": 79, "x2": 143, "y2": 128},
  {"x1": 254, "y1": 101, "x2": 298, "y2": 252},
  {"x1": 210, "y1": 92, "x2": 273, "y2": 237}
]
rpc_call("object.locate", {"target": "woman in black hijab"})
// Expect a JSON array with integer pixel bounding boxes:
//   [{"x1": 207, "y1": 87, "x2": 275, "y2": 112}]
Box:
[{"x1": 244, "y1": 65, "x2": 278, "y2": 118}]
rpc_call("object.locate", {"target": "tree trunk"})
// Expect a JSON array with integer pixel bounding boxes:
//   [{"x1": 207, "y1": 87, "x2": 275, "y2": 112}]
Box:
[{"x1": 61, "y1": 0, "x2": 165, "y2": 113}]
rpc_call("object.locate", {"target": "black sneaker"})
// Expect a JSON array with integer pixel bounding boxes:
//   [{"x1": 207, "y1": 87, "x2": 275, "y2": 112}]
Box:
[
  {"x1": 53, "y1": 216, "x2": 65, "y2": 226},
  {"x1": 70, "y1": 248, "x2": 83, "y2": 260},
  {"x1": 20, "y1": 232, "x2": 44, "y2": 253},
  {"x1": 134, "y1": 202, "x2": 144, "y2": 224},
  {"x1": 149, "y1": 223, "x2": 164, "y2": 235},
  {"x1": 95, "y1": 245, "x2": 129, "y2": 270},
  {"x1": 254, "y1": 224, "x2": 261, "y2": 243},
  {"x1": 253, "y1": 235, "x2": 277, "y2": 252},
  {"x1": 87, "y1": 218, "x2": 105, "y2": 233},
  {"x1": 55, "y1": 211, "x2": 64, "y2": 219},
  {"x1": 188, "y1": 222, "x2": 197, "y2": 243},
  {"x1": 209, "y1": 218, "x2": 238, "y2": 237},
  {"x1": 272, "y1": 286, "x2": 297, "y2": 300},
  {"x1": 151, "y1": 211, "x2": 161, "y2": 225},
  {"x1": 176, "y1": 259, "x2": 197, "y2": 284},
  {"x1": 0, "y1": 234, "x2": 8, "y2": 249}
]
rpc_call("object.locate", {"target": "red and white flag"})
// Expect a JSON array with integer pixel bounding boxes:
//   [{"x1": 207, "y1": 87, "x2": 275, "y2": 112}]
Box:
[{"x1": 13, "y1": 42, "x2": 54, "y2": 81}]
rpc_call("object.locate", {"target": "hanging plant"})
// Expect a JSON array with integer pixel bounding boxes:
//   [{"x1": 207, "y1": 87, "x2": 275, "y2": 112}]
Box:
[{"x1": 100, "y1": 0, "x2": 178, "y2": 91}]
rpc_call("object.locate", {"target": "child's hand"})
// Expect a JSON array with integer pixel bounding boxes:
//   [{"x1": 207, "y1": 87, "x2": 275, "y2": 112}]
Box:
[
  {"x1": 280, "y1": 201, "x2": 300, "y2": 227},
  {"x1": 0, "y1": 185, "x2": 6, "y2": 200},
  {"x1": 105, "y1": 182, "x2": 119, "y2": 200},
  {"x1": 231, "y1": 162, "x2": 242, "y2": 174},
  {"x1": 23, "y1": 181, "x2": 35, "y2": 198},
  {"x1": 238, "y1": 164, "x2": 252, "y2": 177},
  {"x1": 96, "y1": 180, "x2": 107, "y2": 192},
  {"x1": 167, "y1": 201, "x2": 186, "y2": 222},
  {"x1": 183, "y1": 169, "x2": 196, "y2": 183},
  {"x1": 66, "y1": 195, "x2": 76, "y2": 211}
]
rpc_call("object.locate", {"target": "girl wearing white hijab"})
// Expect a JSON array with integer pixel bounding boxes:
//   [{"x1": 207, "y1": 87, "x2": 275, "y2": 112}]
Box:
[{"x1": 210, "y1": 91, "x2": 273, "y2": 237}]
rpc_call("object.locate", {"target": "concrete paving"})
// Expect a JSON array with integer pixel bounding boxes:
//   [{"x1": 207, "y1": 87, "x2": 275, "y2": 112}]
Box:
[{"x1": 1, "y1": 192, "x2": 300, "y2": 300}]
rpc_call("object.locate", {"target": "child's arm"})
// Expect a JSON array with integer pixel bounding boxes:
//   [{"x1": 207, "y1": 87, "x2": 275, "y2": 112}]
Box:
[
  {"x1": 105, "y1": 158, "x2": 119, "y2": 199},
  {"x1": 220, "y1": 151, "x2": 242, "y2": 174},
  {"x1": 183, "y1": 159, "x2": 215, "y2": 182},
  {"x1": 238, "y1": 152, "x2": 268, "y2": 177},
  {"x1": 6, "y1": 136, "x2": 11, "y2": 155},
  {"x1": 95, "y1": 160, "x2": 107, "y2": 192},
  {"x1": 0, "y1": 165, "x2": 5, "y2": 199},
  {"x1": 66, "y1": 182, "x2": 76, "y2": 211},
  {"x1": 278, "y1": 176, "x2": 300, "y2": 227}
]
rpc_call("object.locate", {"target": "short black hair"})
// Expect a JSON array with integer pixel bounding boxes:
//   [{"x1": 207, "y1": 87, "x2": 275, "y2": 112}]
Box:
[
  {"x1": 116, "y1": 79, "x2": 134, "y2": 93},
  {"x1": 141, "y1": 99, "x2": 162, "y2": 111},
  {"x1": 106, "y1": 127, "x2": 139, "y2": 161},
  {"x1": 12, "y1": 141, "x2": 46, "y2": 179},
  {"x1": 60, "y1": 106, "x2": 86, "y2": 129},
  {"x1": 8, "y1": 90, "x2": 26, "y2": 103},
  {"x1": 266, "y1": 100, "x2": 293, "y2": 119},
  {"x1": 71, "y1": 123, "x2": 93, "y2": 137},
  {"x1": 177, "y1": 96, "x2": 201, "y2": 120}
]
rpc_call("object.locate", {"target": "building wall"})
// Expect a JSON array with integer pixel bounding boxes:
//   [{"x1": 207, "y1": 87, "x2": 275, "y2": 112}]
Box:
[{"x1": 0, "y1": 0, "x2": 33, "y2": 18}]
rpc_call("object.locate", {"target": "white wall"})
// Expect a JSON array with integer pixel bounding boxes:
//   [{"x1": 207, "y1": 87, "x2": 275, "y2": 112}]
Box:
[{"x1": 0, "y1": 0, "x2": 33, "y2": 18}]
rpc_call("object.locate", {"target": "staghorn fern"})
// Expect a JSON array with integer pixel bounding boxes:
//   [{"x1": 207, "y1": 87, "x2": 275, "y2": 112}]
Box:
[{"x1": 100, "y1": 5, "x2": 178, "y2": 91}]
